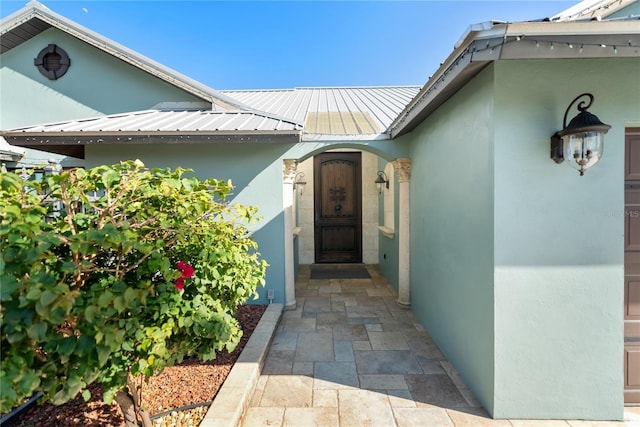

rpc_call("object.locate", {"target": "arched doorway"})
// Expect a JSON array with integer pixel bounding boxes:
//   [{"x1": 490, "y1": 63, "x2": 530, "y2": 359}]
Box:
[
  {"x1": 293, "y1": 149, "x2": 382, "y2": 265},
  {"x1": 314, "y1": 152, "x2": 362, "y2": 263}
]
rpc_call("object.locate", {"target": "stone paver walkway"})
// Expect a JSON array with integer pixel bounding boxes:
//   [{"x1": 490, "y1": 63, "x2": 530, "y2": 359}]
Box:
[{"x1": 241, "y1": 265, "x2": 640, "y2": 427}]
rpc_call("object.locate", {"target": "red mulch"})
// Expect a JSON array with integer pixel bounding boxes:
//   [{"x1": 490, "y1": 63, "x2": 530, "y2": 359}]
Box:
[{"x1": 4, "y1": 305, "x2": 267, "y2": 427}]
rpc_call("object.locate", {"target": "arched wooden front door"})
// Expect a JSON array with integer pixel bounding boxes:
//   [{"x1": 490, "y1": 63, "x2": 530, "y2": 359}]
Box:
[{"x1": 313, "y1": 152, "x2": 362, "y2": 263}]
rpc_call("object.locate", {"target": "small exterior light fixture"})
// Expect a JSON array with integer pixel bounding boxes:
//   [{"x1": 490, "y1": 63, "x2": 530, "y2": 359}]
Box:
[
  {"x1": 293, "y1": 172, "x2": 306, "y2": 196},
  {"x1": 43, "y1": 159, "x2": 59, "y2": 176},
  {"x1": 551, "y1": 93, "x2": 611, "y2": 176},
  {"x1": 375, "y1": 171, "x2": 389, "y2": 194},
  {"x1": 19, "y1": 166, "x2": 31, "y2": 181}
]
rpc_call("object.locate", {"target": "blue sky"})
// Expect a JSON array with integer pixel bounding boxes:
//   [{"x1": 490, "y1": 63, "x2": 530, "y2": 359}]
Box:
[{"x1": 1, "y1": 1, "x2": 576, "y2": 90}]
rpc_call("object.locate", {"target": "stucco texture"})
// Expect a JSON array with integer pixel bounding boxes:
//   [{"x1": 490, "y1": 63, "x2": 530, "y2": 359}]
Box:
[
  {"x1": 0, "y1": 27, "x2": 202, "y2": 130},
  {"x1": 86, "y1": 142, "x2": 295, "y2": 305},
  {"x1": 400, "y1": 56, "x2": 638, "y2": 420},
  {"x1": 402, "y1": 66, "x2": 496, "y2": 414},
  {"x1": 492, "y1": 58, "x2": 638, "y2": 420}
]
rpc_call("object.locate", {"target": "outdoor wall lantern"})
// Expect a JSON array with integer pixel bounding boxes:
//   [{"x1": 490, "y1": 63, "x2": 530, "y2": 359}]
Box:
[
  {"x1": 375, "y1": 171, "x2": 389, "y2": 194},
  {"x1": 550, "y1": 93, "x2": 611, "y2": 176},
  {"x1": 43, "y1": 160, "x2": 59, "y2": 176},
  {"x1": 293, "y1": 172, "x2": 306, "y2": 196}
]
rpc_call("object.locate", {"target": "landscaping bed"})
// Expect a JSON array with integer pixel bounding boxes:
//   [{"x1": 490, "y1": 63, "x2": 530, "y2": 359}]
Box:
[{"x1": 4, "y1": 304, "x2": 267, "y2": 427}]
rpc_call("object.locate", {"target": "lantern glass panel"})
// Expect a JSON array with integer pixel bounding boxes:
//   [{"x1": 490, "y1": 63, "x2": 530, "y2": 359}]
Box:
[{"x1": 562, "y1": 131, "x2": 604, "y2": 175}]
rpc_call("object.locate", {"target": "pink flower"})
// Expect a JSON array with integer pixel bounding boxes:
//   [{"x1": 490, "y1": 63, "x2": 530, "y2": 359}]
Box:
[
  {"x1": 176, "y1": 261, "x2": 195, "y2": 278},
  {"x1": 174, "y1": 261, "x2": 194, "y2": 290}
]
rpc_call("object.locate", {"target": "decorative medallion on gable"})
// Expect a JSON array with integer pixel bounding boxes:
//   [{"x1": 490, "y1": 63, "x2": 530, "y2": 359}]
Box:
[{"x1": 34, "y1": 44, "x2": 70, "y2": 80}]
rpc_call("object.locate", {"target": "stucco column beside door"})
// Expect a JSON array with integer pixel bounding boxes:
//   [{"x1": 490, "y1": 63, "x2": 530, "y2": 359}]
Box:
[
  {"x1": 283, "y1": 159, "x2": 297, "y2": 310},
  {"x1": 393, "y1": 158, "x2": 411, "y2": 307}
]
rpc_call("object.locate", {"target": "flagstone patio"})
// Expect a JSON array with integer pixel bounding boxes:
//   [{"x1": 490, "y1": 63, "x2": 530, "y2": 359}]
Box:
[{"x1": 237, "y1": 265, "x2": 639, "y2": 427}]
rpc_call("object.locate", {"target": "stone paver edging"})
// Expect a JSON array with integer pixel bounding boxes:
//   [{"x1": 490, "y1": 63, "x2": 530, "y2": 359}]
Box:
[{"x1": 200, "y1": 303, "x2": 283, "y2": 427}]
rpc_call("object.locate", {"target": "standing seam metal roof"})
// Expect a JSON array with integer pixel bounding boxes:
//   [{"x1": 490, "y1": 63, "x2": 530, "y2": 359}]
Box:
[
  {"x1": 221, "y1": 86, "x2": 421, "y2": 138},
  {"x1": 3, "y1": 109, "x2": 304, "y2": 134}
]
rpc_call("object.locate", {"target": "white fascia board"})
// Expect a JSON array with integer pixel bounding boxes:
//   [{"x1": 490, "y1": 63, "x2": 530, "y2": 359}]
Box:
[
  {"x1": 500, "y1": 20, "x2": 640, "y2": 59},
  {"x1": 504, "y1": 19, "x2": 640, "y2": 37},
  {"x1": 389, "y1": 19, "x2": 639, "y2": 137},
  {"x1": 454, "y1": 21, "x2": 506, "y2": 49},
  {"x1": 552, "y1": 0, "x2": 637, "y2": 21},
  {"x1": 388, "y1": 23, "x2": 506, "y2": 138},
  {"x1": 4, "y1": 131, "x2": 303, "y2": 146},
  {"x1": 0, "y1": 0, "x2": 44, "y2": 32},
  {"x1": 0, "y1": 137, "x2": 25, "y2": 161}
]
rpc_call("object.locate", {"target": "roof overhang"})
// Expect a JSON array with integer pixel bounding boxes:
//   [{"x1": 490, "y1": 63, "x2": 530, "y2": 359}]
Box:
[
  {"x1": 551, "y1": 0, "x2": 638, "y2": 21},
  {"x1": 388, "y1": 19, "x2": 640, "y2": 138},
  {"x1": 0, "y1": 1, "x2": 249, "y2": 111},
  {"x1": 3, "y1": 131, "x2": 300, "y2": 159},
  {"x1": 0, "y1": 137, "x2": 25, "y2": 161},
  {"x1": 0, "y1": 107, "x2": 304, "y2": 158},
  {"x1": 3, "y1": 131, "x2": 302, "y2": 158}
]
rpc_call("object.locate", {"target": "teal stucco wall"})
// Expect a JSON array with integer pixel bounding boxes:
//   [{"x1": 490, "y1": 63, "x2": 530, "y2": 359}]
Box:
[
  {"x1": 491, "y1": 58, "x2": 638, "y2": 420},
  {"x1": 402, "y1": 57, "x2": 638, "y2": 420},
  {"x1": 0, "y1": 27, "x2": 203, "y2": 130},
  {"x1": 85, "y1": 142, "x2": 295, "y2": 305},
  {"x1": 400, "y1": 66, "x2": 496, "y2": 414},
  {"x1": 1, "y1": 27, "x2": 203, "y2": 167}
]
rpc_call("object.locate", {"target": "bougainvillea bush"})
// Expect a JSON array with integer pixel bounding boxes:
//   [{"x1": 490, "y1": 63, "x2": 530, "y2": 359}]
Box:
[{"x1": 0, "y1": 160, "x2": 267, "y2": 424}]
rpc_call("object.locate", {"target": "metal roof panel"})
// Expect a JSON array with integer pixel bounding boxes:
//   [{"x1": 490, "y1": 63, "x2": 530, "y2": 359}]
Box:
[
  {"x1": 2, "y1": 110, "x2": 303, "y2": 135},
  {"x1": 221, "y1": 86, "x2": 420, "y2": 138}
]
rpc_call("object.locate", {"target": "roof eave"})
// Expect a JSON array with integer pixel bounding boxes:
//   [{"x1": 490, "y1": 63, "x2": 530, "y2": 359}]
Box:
[
  {"x1": 551, "y1": 0, "x2": 637, "y2": 21},
  {"x1": 388, "y1": 23, "x2": 506, "y2": 138},
  {"x1": 0, "y1": 1, "x2": 250, "y2": 111},
  {"x1": 0, "y1": 136, "x2": 25, "y2": 161},
  {"x1": 3, "y1": 131, "x2": 303, "y2": 147},
  {"x1": 388, "y1": 19, "x2": 640, "y2": 138}
]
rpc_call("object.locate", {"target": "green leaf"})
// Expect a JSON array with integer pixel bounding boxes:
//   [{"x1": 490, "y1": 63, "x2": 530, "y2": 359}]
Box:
[
  {"x1": 82, "y1": 389, "x2": 91, "y2": 402},
  {"x1": 0, "y1": 275, "x2": 18, "y2": 301},
  {"x1": 113, "y1": 295, "x2": 126, "y2": 313},
  {"x1": 97, "y1": 291, "x2": 113, "y2": 308},
  {"x1": 123, "y1": 287, "x2": 137, "y2": 305},
  {"x1": 27, "y1": 322, "x2": 48, "y2": 341},
  {"x1": 96, "y1": 345, "x2": 110, "y2": 367},
  {"x1": 101, "y1": 169, "x2": 120, "y2": 187},
  {"x1": 58, "y1": 337, "x2": 76, "y2": 356},
  {"x1": 18, "y1": 372, "x2": 40, "y2": 395},
  {"x1": 39, "y1": 290, "x2": 58, "y2": 307},
  {"x1": 6, "y1": 331, "x2": 25, "y2": 344},
  {"x1": 84, "y1": 305, "x2": 98, "y2": 322},
  {"x1": 26, "y1": 287, "x2": 42, "y2": 301}
]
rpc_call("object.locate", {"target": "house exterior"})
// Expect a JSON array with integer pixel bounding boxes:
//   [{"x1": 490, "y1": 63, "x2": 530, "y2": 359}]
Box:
[{"x1": 1, "y1": 0, "x2": 639, "y2": 421}]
